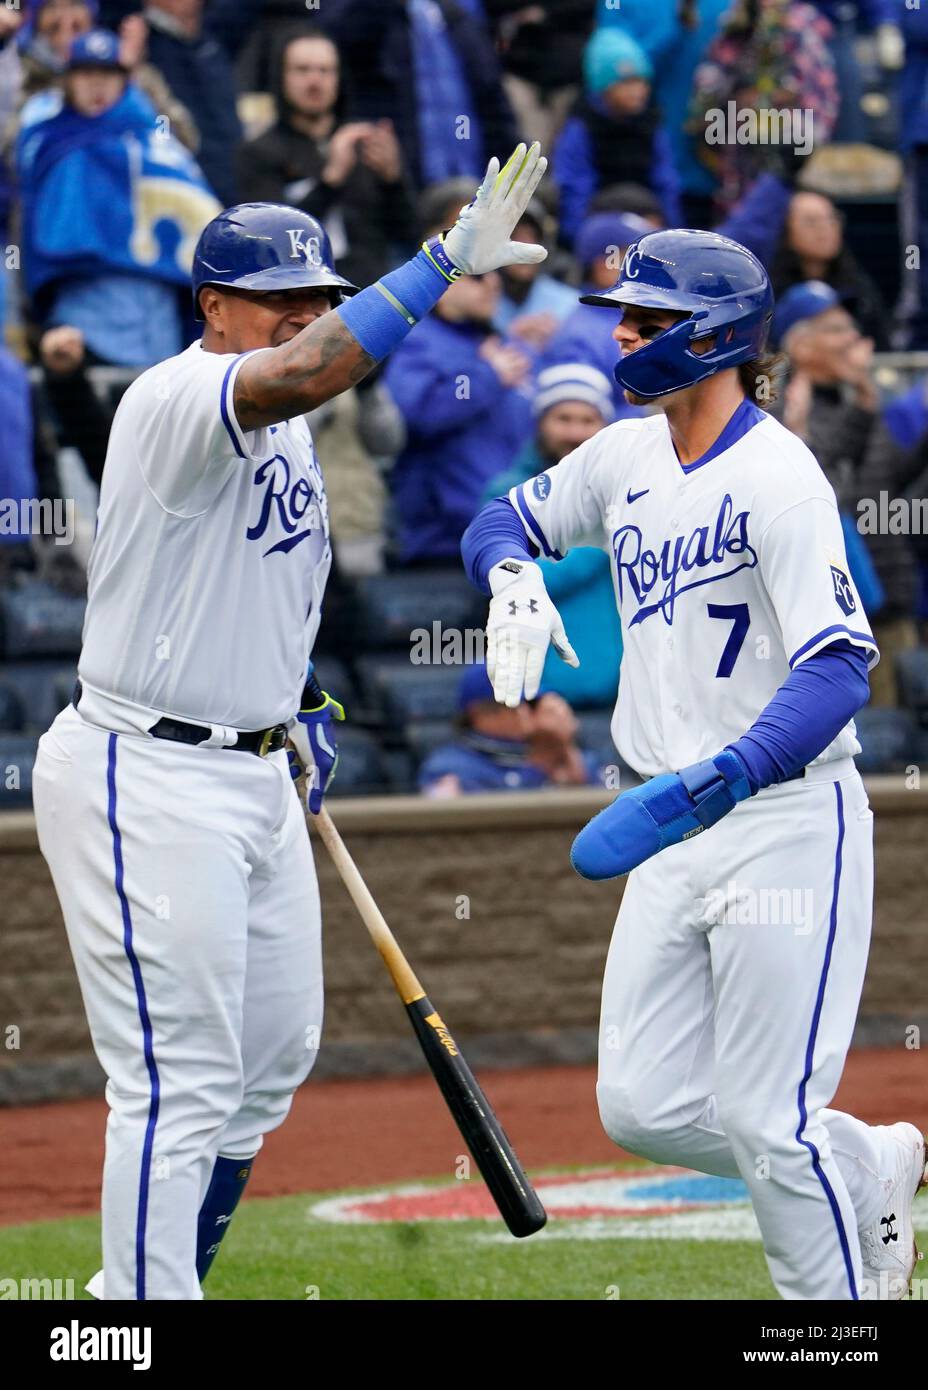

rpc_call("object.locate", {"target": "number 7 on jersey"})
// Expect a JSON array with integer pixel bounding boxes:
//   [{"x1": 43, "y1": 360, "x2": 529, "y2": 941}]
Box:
[{"x1": 708, "y1": 602, "x2": 750, "y2": 678}]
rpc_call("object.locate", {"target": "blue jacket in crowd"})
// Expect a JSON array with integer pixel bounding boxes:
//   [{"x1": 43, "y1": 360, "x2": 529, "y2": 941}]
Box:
[
  {"x1": 144, "y1": 11, "x2": 243, "y2": 206},
  {"x1": 319, "y1": 0, "x2": 517, "y2": 188},
  {"x1": 0, "y1": 350, "x2": 37, "y2": 544},
  {"x1": 900, "y1": 4, "x2": 928, "y2": 151},
  {"x1": 384, "y1": 315, "x2": 533, "y2": 563},
  {"x1": 595, "y1": 0, "x2": 732, "y2": 198},
  {"x1": 553, "y1": 100, "x2": 682, "y2": 243}
]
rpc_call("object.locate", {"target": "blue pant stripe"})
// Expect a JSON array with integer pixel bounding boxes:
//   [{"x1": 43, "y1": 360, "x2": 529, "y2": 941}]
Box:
[
  {"x1": 106, "y1": 733, "x2": 161, "y2": 1301},
  {"x1": 794, "y1": 780, "x2": 857, "y2": 1300}
]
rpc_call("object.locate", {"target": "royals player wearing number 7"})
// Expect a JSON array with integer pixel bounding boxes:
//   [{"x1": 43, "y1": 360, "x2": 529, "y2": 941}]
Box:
[
  {"x1": 462, "y1": 230, "x2": 926, "y2": 1301},
  {"x1": 32, "y1": 144, "x2": 548, "y2": 1300}
]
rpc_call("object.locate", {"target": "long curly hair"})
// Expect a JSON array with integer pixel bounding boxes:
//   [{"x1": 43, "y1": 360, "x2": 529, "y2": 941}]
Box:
[{"x1": 739, "y1": 351, "x2": 787, "y2": 408}]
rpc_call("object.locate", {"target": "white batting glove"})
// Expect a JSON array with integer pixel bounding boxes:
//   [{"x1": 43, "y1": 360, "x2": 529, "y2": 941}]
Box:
[
  {"x1": 486, "y1": 558, "x2": 579, "y2": 708},
  {"x1": 439, "y1": 143, "x2": 548, "y2": 277}
]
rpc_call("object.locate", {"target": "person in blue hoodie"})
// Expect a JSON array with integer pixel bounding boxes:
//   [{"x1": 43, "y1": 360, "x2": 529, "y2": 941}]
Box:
[
  {"x1": 594, "y1": 0, "x2": 732, "y2": 226},
  {"x1": 383, "y1": 251, "x2": 534, "y2": 565},
  {"x1": 553, "y1": 28, "x2": 681, "y2": 245},
  {"x1": 481, "y1": 361, "x2": 623, "y2": 708},
  {"x1": 16, "y1": 28, "x2": 219, "y2": 365}
]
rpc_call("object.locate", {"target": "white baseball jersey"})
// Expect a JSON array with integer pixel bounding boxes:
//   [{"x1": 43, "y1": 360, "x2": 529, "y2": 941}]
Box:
[
  {"x1": 79, "y1": 341, "x2": 331, "y2": 729},
  {"x1": 509, "y1": 401, "x2": 878, "y2": 777}
]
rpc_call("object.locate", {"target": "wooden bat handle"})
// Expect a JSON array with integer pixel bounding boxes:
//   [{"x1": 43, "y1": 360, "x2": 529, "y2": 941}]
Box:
[{"x1": 311, "y1": 806, "x2": 425, "y2": 1006}]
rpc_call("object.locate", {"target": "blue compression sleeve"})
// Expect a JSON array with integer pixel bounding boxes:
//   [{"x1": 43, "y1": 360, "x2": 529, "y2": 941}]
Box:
[
  {"x1": 461, "y1": 497, "x2": 538, "y2": 593},
  {"x1": 335, "y1": 241, "x2": 452, "y2": 361},
  {"x1": 726, "y1": 640, "x2": 870, "y2": 793}
]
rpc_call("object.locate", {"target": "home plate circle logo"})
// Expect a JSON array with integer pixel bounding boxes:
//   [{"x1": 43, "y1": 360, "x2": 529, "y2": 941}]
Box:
[{"x1": 310, "y1": 1167, "x2": 754, "y2": 1240}]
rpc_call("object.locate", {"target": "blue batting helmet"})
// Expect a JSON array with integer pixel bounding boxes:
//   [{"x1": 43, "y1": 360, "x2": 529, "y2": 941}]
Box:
[
  {"x1": 192, "y1": 203, "x2": 360, "y2": 320},
  {"x1": 579, "y1": 229, "x2": 773, "y2": 399}
]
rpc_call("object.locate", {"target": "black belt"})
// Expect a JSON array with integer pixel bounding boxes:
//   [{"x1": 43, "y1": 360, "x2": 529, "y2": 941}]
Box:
[{"x1": 72, "y1": 681, "x2": 288, "y2": 757}]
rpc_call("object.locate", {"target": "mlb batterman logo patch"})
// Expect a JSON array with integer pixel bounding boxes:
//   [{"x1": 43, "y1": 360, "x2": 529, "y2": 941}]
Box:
[
  {"x1": 830, "y1": 564, "x2": 856, "y2": 617},
  {"x1": 533, "y1": 473, "x2": 551, "y2": 501}
]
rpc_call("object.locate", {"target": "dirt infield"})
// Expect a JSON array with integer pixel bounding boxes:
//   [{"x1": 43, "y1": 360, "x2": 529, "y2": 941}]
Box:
[{"x1": 2, "y1": 1049, "x2": 926, "y2": 1227}]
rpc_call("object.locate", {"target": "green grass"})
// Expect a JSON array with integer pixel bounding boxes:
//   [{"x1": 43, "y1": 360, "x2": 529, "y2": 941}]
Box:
[{"x1": 1, "y1": 1178, "x2": 925, "y2": 1301}]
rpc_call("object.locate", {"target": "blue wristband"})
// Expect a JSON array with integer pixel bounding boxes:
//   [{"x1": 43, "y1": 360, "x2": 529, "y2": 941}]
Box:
[
  {"x1": 336, "y1": 248, "x2": 451, "y2": 361},
  {"x1": 420, "y1": 234, "x2": 464, "y2": 284}
]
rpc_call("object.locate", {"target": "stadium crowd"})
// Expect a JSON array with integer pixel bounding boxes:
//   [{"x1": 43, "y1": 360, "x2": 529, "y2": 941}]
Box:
[{"x1": 0, "y1": 0, "x2": 927, "y2": 801}]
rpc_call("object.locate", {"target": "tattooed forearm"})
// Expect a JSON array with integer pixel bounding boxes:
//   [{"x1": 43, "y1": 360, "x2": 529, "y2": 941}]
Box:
[{"x1": 234, "y1": 314, "x2": 377, "y2": 430}]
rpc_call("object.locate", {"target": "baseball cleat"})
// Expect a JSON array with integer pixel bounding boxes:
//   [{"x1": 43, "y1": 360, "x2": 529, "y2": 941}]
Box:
[{"x1": 858, "y1": 1122, "x2": 927, "y2": 1299}]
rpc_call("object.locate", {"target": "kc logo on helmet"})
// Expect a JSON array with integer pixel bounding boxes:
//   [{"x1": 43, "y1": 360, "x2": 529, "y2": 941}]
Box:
[
  {"x1": 285, "y1": 230, "x2": 322, "y2": 265},
  {"x1": 623, "y1": 247, "x2": 641, "y2": 279}
]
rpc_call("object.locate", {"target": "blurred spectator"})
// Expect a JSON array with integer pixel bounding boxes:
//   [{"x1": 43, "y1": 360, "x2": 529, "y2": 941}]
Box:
[
  {"x1": 896, "y1": 4, "x2": 928, "y2": 350},
  {"x1": 16, "y1": 0, "x2": 95, "y2": 99},
  {"x1": 553, "y1": 28, "x2": 681, "y2": 246},
  {"x1": 383, "y1": 233, "x2": 534, "y2": 565},
  {"x1": 809, "y1": 0, "x2": 903, "y2": 143},
  {"x1": 482, "y1": 362, "x2": 623, "y2": 707},
  {"x1": 772, "y1": 281, "x2": 922, "y2": 705},
  {"x1": 884, "y1": 375, "x2": 928, "y2": 456},
  {"x1": 318, "y1": 0, "x2": 517, "y2": 189},
  {"x1": 586, "y1": 180, "x2": 665, "y2": 224},
  {"x1": 493, "y1": 199, "x2": 576, "y2": 350},
  {"x1": 0, "y1": 342, "x2": 84, "y2": 591},
  {"x1": 594, "y1": 0, "x2": 732, "y2": 227},
  {"x1": 15, "y1": 30, "x2": 219, "y2": 368},
  {"x1": 37, "y1": 325, "x2": 111, "y2": 487},
  {"x1": 305, "y1": 370, "x2": 406, "y2": 577},
  {"x1": 688, "y1": 0, "x2": 838, "y2": 211},
  {"x1": 0, "y1": 2, "x2": 24, "y2": 128},
  {"x1": 237, "y1": 27, "x2": 416, "y2": 291},
  {"x1": 141, "y1": 0, "x2": 257, "y2": 205},
  {"x1": 770, "y1": 188, "x2": 889, "y2": 346},
  {"x1": 541, "y1": 210, "x2": 651, "y2": 418},
  {"x1": 9, "y1": 3, "x2": 198, "y2": 153},
  {"x1": 0, "y1": 4, "x2": 23, "y2": 334},
  {"x1": 484, "y1": 0, "x2": 594, "y2": 148},
  {"x1": 419, "y1": 662, "x2": 604, "y2": 795},
  {"x1": 0, "y1": 345, "x2": 39, "y2": 578}
]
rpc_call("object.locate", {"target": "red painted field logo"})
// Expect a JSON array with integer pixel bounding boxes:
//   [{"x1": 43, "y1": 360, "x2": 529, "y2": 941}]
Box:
[{"x1": 310, "y1": 1168, "x2": 749, "y2": 1226}]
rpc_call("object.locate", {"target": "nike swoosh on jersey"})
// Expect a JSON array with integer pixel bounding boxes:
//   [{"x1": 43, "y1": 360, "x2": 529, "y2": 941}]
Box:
[{"x1": 626, "y1": 487, "x2": 650, "y2": 504}]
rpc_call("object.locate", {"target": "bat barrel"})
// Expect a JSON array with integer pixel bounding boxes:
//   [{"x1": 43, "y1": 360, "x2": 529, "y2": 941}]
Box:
[{"x1": 406, "y1": 997, "x2": 547, "y2": 1238}]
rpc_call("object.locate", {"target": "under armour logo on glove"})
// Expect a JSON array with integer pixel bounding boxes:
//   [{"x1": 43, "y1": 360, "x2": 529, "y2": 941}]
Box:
[
  {"x1": 881, "y1": 1214, "x2": 898, "y2": 1245},
  {"x1": 508, "y1": 598, "x2": 538, "y2": 615}
]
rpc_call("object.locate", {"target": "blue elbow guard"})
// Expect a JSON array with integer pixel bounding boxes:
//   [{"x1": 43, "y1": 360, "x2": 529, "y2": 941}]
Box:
[{"x1": 571, "y1": 750, "x2": 752, "y2": 880}]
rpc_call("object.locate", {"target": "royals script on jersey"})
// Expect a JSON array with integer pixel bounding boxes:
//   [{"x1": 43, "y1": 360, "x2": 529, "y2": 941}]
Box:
[
  {"x1": 509, "y1": 403, "x2": 878, "y2": 776},
  {"x1": 79, "y1": 341, "x2": 331, "y2": 729}
]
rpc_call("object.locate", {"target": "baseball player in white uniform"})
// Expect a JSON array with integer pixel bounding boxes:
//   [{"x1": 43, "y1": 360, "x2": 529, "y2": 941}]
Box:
[
  {"x1": 32, "y1": 144, "x2": 549, "y2": 1300},
  {"x1": 462, "y1": 229, "x2": 926, "y2": 1300}
]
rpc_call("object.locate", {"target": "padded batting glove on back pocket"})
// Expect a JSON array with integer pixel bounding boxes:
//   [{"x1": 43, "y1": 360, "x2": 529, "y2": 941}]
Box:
[
  {"x1": 571, "y1": 750, "x2": 752, "y2": 880},
  {"x1": 288, "y1": 669, "x2": 346, "y2": 815}
]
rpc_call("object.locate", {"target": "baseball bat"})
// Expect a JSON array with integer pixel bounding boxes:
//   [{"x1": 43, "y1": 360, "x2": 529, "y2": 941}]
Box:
[{"x1": 311, "y1": 805, "x2": 547, "y2": 1238}]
